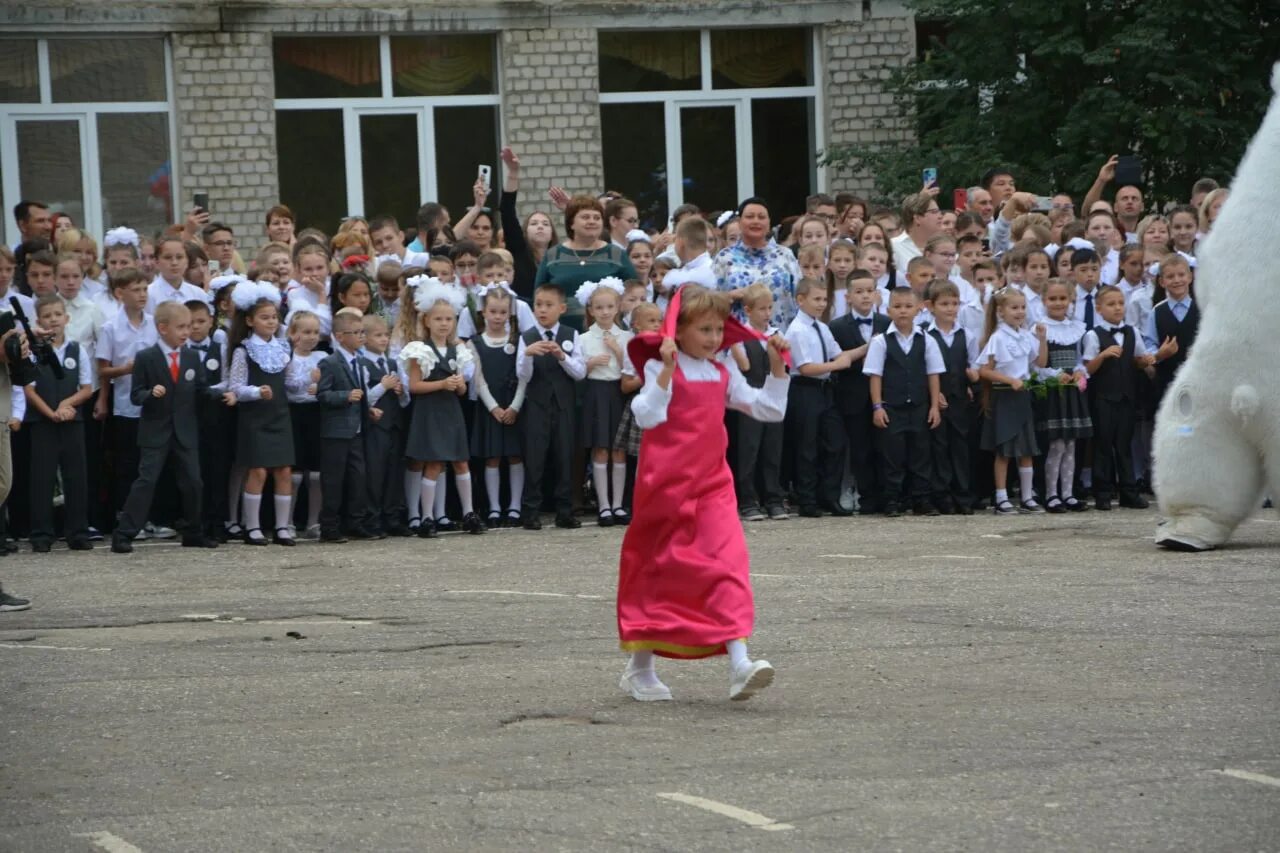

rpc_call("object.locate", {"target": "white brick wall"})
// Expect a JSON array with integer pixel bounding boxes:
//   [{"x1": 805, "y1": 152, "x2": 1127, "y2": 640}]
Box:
[{"x1": 172, "y1": 31, "x2": 279, "y2": 241}]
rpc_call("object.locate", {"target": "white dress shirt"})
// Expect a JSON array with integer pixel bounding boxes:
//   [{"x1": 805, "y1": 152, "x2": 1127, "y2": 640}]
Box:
[
  {"x1": 578, "y1": 323, "x2": 633, "y2": 381},
  {"x1": 146, "y1": 277, "x2": 206, "y2": 315},
  {"x1": 663, "y1": 251, "x2": 716, "y2": 290},
  {"x1": 456, "y1": 291, "x2": 536, "y2": 339},
  {"x1": 51, "y1": 339, "x2": 94, "y2": 387},
  {"x1": 1143, "y1": 296, "x2": 1194, "y2": 351},
  {"x1": 974, "y1": 322, "x2": 1039, "y2": 380},
  {"x1": 1082, "y1": 321, "x2": 1148, "y2": 361},
  {"x1": 285, "y1": 350, "x2": 325, "y2": 403},
  {"x1": 784, "y1": 312, "x2": 841, "y2": 379},
  {"x1": 631, "y1": 350, "x2": 788, "y2": 428},
  {"x1": 515, "y1": 323, "x2": 587, "y2": 383},
  {"x1": 925, "y1": 321, "x2": 980, "y2": 369},
  {"x1": 97, "y1": 309, "x2": 157, "y2": 418},
  {"x1": 862, "y1": 327, "x2": 946, "y2": 377}
]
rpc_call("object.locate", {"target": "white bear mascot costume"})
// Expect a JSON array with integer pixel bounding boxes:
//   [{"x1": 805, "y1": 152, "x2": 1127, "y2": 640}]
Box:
[{"x1": 1153, "y1": 64, "x2": 1280, "y2": 551}]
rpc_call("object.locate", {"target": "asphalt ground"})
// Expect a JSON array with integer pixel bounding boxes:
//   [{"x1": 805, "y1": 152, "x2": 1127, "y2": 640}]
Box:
[{"x1": 1, "y1": 506, "x2": 1277, "y2": 852}]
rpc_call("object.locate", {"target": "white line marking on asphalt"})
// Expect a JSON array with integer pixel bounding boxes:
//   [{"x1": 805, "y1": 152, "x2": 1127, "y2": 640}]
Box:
[
  {"x1": 180, "y1": 613, "x2": 222, "y2": 620},
  {"x1": 819, "y1": 553, "x2": 869, "y2": 559},
  {"x1": 980, "y1": 534, "x2": 1004, "y2": 538},
  {"x1": 446, "y1": 589, "x2": 604, "y2": 600},
  {"x1": 657, "y1": 792, "x2": 794, "y2": 831},
  {"x1": 74, "y1": 831, "x2": 145, "y2": 852},
  {"x1": 1212, "y1": 768, "x2": 1280, "y2": 789},
  {"x1": 913, "y1": 555, "x2": 982, "y2": 560},
  {"x1": 752, "y1": 573, "x2": 793, "y2": 578},
  {"x1": 0, "y1": 644, "x2": 111, "y2": 652},
  {"x1": 256, "y1": 620, "x2": 374, "y2": 625}
]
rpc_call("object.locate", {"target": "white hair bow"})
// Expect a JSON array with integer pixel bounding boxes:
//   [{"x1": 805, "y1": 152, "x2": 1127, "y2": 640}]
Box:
[
  {"x1": 574, "y1": 276, "x2": 625, "y2": 307},
  {"x1": 230, "y1": 279, "x2": 282, "y2": 311},
  {"x1": 410, "y1": 276, "x2": 466, "y2": 315},
  {"x1": 103, "y1": 227, "x2": 140, "y2": 248},
  {"x1": 625, "y1": 229, "x2": 651, "y2": 245}
]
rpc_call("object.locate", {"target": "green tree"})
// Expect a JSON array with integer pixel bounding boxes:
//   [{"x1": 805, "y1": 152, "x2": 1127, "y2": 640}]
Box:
[{"x1": 823, "y1": 0, "x2": 1280, "y2": 206}]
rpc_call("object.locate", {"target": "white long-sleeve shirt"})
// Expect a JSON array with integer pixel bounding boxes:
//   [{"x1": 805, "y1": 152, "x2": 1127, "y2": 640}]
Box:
[
  {"x1": 515, "y1": 323, "x2": 586, "y2": 383},
  {"x1": 630, "y1": 351, "x2": 788, "y2": 429}
]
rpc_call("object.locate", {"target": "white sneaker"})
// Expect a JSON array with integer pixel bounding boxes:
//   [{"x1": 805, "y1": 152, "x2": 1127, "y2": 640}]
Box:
[
  {"x1": 838, "y1": 487, "x2": 856, "y2": 512},
  {"x1": 302, "y1": 524, "x2": 321, "y2": 540},
  {"x1": 729, "y1": 660, "x2": 775, "y2": 701},
  {"x1": 134, "y1": 526, "x2": 150, "y2": 541},
  {"x1": 145, "y1": 523, "x2": 177, "y2": 540},
  {"x1": 619, "y1": 667, "x2": 673, "y2": 701}
]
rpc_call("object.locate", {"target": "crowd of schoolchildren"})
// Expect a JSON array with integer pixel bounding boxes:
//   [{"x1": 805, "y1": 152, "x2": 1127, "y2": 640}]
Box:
[{"x1": 0, "y1": 155, "x2": 1221, "y2": 556}]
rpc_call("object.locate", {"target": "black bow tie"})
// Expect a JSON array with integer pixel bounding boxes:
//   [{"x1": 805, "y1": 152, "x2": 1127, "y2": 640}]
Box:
[{"x1": 855, "y1": 317, "x2": 873, "y2": 326}]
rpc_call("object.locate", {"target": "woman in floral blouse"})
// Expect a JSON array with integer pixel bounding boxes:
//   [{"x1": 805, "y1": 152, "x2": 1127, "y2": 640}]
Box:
[{"x1": 712, "y1": 198, "x2": 802, "y2": 329}]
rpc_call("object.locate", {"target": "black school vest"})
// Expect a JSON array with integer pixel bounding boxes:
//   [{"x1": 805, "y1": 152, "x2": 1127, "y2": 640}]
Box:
[
  {"x1": 1153, "y1": 300, "x2": 1199, "y2": 388},
  {"x1": 1090, "y1": 325, "x2": 1136, "y2": 402},
  {"x1": 474, "y1": 337, "x2": 519, "y2": 406},
  {"x1": 24, "y1": 341, "x2": 81, "y2": 423},
  {"x1": 928, "y1": 328, "x2": 968, "y2": 401},
  {"x1": 522, "y1": 326, "x2": 576, "y2": 410},
  {"x1": 742, "y1": 339, "x2": 769, "y2": 389},
  {"x1": 364, "y1": 352, "x2": 402, "y2": 431},
  {"x1": 882, "y1": 333, "x2": 928, "y2": 406}
]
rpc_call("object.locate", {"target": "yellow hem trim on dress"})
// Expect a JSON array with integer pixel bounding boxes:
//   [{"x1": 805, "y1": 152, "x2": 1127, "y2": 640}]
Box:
[{"x1": 619, "y1": 637, "x2": 750, "y2": 658}]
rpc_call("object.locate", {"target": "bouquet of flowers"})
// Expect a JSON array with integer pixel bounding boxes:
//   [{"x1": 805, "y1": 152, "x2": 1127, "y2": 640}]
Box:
[{"x1": 1026, "y1": 372, "x2": 1088, "y2": 400}]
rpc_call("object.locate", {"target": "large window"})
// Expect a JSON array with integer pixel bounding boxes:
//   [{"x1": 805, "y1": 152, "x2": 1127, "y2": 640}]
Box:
[
  {"x1": 274, "y1": 35, "x2": 501, "y2": 232},
  {"x1": 599, "y1": 28, "x2": 822, "y2": 229},
  {"x1": 0, "y1": 38, "x2": 175, "y2": 245}
]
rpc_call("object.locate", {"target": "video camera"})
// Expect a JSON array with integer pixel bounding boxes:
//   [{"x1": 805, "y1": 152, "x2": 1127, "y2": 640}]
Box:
[{"x1": 2, "y1": 296, "x2": 63, "y2": 385}]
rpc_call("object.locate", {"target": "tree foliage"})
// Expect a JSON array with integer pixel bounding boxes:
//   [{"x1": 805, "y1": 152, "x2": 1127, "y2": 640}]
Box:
[{"x1": 823, "y1": 0, "x2": 1280, "y2": 206}]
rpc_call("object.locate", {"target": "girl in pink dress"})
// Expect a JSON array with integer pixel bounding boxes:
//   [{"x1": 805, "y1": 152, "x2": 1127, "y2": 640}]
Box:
[{"x1": 618, "y1": 285, "x2": 791, "y2": 702}]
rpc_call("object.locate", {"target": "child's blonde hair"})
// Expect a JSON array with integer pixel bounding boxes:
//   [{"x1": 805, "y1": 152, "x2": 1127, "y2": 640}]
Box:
[
  {"x1": 392, "y1": 266, "x2": 426, "y2": 348},
  {"x1": 675, "y1": 284, "x2": 731, "y2": 329},
  {"x1": 57, "y1": 228, "x2": 101, "y2": 278},
  {"x1": 982, "y1": 286, "x2": 1027, "y2": 348},
  {"x1": 287, "y1": 309, "x2": 320, "y2": 339},
  {"x1": 630, "y1": 301, "x2": 662, "y2": 330},
  {"x1": 740, "y1": 282, "x2": 773, "y2": 309}
]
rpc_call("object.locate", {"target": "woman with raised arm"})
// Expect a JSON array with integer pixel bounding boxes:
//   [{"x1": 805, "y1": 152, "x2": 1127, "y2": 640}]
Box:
[{"x1": 497, "y1": 147, "x2": 558, "y2": 301}]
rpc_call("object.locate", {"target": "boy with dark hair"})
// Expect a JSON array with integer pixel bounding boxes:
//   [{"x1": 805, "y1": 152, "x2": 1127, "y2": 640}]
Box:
[
  {"x1": 829, "y1": 269, "x2": 890, "y2": 514},
  {"x1": 924, "y1": 279, "x2": 979, "y2": 514}
]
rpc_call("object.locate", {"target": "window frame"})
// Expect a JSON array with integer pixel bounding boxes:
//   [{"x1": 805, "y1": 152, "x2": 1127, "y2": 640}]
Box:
[
  {"x1": 0, "y1": 36, "x2": 177, "y2": 246},
  {"x1": 273, "y1": 33, "x2": 502, "y2": 219},
  {"x1": 597, "y1": 27, "x2": 826, "y2": 216}
]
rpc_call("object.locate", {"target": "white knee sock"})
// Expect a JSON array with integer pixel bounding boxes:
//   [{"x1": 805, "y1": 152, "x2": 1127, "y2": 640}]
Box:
[
  {"x1": 508, "y1": 462, "x2": 524, "y2": 511},
  {"x1": 726, "y1": 639, "x2": 750, "y2": 670},
  {"x1": 610, "y1": 462, "x2": 627, "y2": 510},
  {"x1": 1019, "y1": 466, "x2": 1035, "y2": 502},
  {"x1": 456, "y1": 472, "x2": 474, "y2": 516},
  {"x1": 434, "y1": 473, "x2": 447, "y2": 520},
  {"x1": 485, "y1": 466, "x2": 501, "y2": 513},
  {"x1": 626, "y1": 651, "x2": 663, "y2": 688},
  {"x1": 404, "y1": 471, "x2": 422, "y2": 522},
  {"x1": 242, "y1": 492, "x2": 263, "y2": 540},
  {"x1": 227, "y1": 466, "x2": 246, "y2": 525},
  {"x1": 593, "y1": 462, "x2": 609, "y2": 513},
  {"x1": 273, "y1": 494, "x2": 293, "y2": 537},
  {"x1": 1044, "y1": 440, "x2": 1065, "y2": 499},
  {"x1": 419, "y1": 476, "x2": 437, "y2": 523},
  {"x1": 306, "y1": 471, "x2": 322, "y2": 528},
  {"x1": 1060, "y1": 442, "x2": 1077, "y2": 499}
]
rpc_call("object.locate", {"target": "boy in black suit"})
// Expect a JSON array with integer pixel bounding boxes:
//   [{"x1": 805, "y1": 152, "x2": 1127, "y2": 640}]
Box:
[
  {"x1": 315, "y1": 311, "x2": 377, "y2": 543},
  {"x1": 112, "y1": 302, "x2": 217, "y2": 552},
  {"x1": 923, "y1": 280, "x2": 979, "y2": 514},
  {"x1": 828, "y1": 270, "x2": 889, "y2": 514},
  {"x1": 184, "y1": 299, "x2": 235, "y2": 541},
  {"x1": 359, "y1": 313, "x2": 408, "y2": 536}
]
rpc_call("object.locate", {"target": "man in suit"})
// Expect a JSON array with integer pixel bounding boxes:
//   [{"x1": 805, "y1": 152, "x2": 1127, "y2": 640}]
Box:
[
  {"x1": 828, "y1": 271, "x2": 890, "y2": 514},
  {"x1": 315, "y1": 311, "x2": 378, "y2": 543},
  {"x1": 112, "y1": 302, "x2": 217, "y2": 553}
]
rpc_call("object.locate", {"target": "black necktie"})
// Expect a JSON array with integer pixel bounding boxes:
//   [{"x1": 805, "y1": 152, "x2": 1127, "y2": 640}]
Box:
[
  {"x1": 545, "y1": 330, "x2": 555, "y2": 341},
  {"x1": 190, "y1": 343, "x2": 207, "y2": 353},
  {"x1": 1084, "y1": 292, "x2": 1094, "y2": 328},
  {"x1": 813, "y1": 321, "x2": 829, "y2": 361},
  {"x1": 350, "y1": 357, "x2": 362, "y2": 388},
  {"x1": 377, "y1": 356, "x2": 386, "y2": 375}
]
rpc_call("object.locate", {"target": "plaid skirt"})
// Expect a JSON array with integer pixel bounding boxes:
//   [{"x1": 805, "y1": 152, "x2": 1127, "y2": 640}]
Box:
[{"x1": 613, "y1": 395, "x2": 643, "y2": 455}]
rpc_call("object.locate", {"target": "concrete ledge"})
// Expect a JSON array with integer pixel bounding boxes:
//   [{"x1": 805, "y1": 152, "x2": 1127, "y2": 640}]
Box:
[{"x1": 0, "y1": 4, "x2": 220, "y2": 33}]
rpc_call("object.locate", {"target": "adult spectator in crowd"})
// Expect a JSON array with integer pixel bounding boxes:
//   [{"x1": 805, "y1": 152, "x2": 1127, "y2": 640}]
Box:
[
  {"x1": 534, "y1": 194, "x2": 637, "y2": 327},
  {"x1": 713, "y1": 197, "x2": 801, "y2": 328},
  {"x1": 965, "y1": 186, "x2": 995, "y2": 224},
  {"x1": 202, "y1": 222, "x2": 238, "y2": 274},
  {"x1": 406, "y1": 203, "x2": 450, "y2": 254},
  {"x1": 11, "y1": 201, "x2": 52, "y2": 251},
  {"x1": 265, "y1": 205, "x2": 296, "y2": 247},
  {"x1": 891, "y1": 191, "x2": 943, "y2": 270},
  {"x1": 498, "y1": 147, "x2": 558, "y2": 299},
  {"x1": 806, "y1": 193, "x2": 838, "y2": 226},
  {"x1": 0, "y1": 321, "x2": 30, "y2": 611},
  {"x1": 1083, "y1": 156, "x2": 1146, "y2": 241},
  {"x1": 605, "y1": 197, "x2": 639, "y2": 249},
  {"x1": 1189, "y1": 178, "x2": 1219, "y2": 212}
]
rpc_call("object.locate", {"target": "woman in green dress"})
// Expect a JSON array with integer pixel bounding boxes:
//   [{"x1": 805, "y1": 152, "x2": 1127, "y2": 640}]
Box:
[{"x1": 534, "y1": 195, "x2": 638, "y2": 330}]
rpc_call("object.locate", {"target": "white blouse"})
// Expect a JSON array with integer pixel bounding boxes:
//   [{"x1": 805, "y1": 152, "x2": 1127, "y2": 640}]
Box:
[
  {"x1": 230, "y1": 335, "x2": 291, "y2": 402},
  {"x1": 285, "y1": 350, "x2": 326, "y2": 403},
  {"x1": 631, "y1": 351, "x2": 789, "y2": 429},
  {"x1": 975, "y1": 322, "x2": 1039, "y2": 381},
  {"x1": 578, "y1": 323, "x2": 634, "y2": 381}
]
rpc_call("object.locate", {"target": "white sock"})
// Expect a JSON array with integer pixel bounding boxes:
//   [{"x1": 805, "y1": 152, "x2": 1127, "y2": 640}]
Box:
[
  {"x1": 456, "y1": 472, "x2": 474, "y2": 516},
  {"x1": 995, "y1": 488, "x2": 1009, "y2": 504},
  {"x1": 1019, "y1": 466, "x2": 1035, "y2": 502},
  {"x1": 420, "y1": 476, "x2": 437, "y2": 523},
  {"x1": 485, "y1": 466, "x2": 501, "y2": 513},
  {"x1": 726, "y1": 639, "x2": 750, "y2": 671},
  {"x1": 242, "y1": 492, "x2": 263, "y2": 540},
  {"x1": 626, "y1": 651, "x2": 663, "y2": 688},
  {"x1": 273, "y1": 494, "x2": 293, "y2": 537},
  {"x1": 508, "y1": 462, "x2": 524, "y2": 511},
  {"x1": 404, "y1": 471, "x2": 422, "y2": 522},
  {"x1": 593, "y1": 462, "x2": 610, "y2": 513},
  {"x1": 306, "y1": 471, "x2": 322, "y2": 528},
  {"x1": 289, "y1": 472, "x2": 303, "y2": 528},
  {"x1": 1044, "y1": 441, "x2": 1064, "y2": 500},
  {"x1": 434, "y1": 473, "x2": 447, "y2": 520},
  {"x1": 610, "y1": 462, "x2": 627, "y2": 510},
  {"x1": 227, "y1": 466, "x2": 246, "y2": 525},
  {"x1": 1060, "y1": 442, "x2": 1077, "y2": 499}
]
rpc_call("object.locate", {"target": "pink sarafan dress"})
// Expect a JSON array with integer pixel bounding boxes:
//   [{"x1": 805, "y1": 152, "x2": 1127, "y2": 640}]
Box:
[{"x1": 617, "y1": 290, "x2": 789, "y2": 659}]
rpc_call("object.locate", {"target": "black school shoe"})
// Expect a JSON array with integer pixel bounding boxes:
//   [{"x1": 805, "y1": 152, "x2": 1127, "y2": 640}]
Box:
[
  {"x1": 111, "y1": 534, "x2": 133, "y2": 554},
  {"x1": 435, "y1": 517, "x2": 457, "y2": 533},
  {"x1": 0, "y1": 586, "x2": 30, "y2": 612},
  {"x1": 68, "y1": 537, "x2": 94, "y2": 551},
  {"x1": 1095, "y1": 497, "x2": 1113, "y2": 511},
  {"x1": 555, "y1": 515, "x2": 581, "y2": 529},
  {"x1": 913, "y1": 502, "x2": 941, "y2": 517},
  {"x1": 1119, "y1": 494, "x2": 1150, "y2": 509},
  {"x1": 798, "y1": 506, "x2": 822, "y2": 518},
  {"x1": 417, "y1": 518, "x2": 439, "y2": 539},
  {"x1": 821, "y1": 503, "x2": 854, "y2": 517},
  {"x1": 181, "y1": 535, "x2": 219, "y2": 549},
  {"x1": 461, "y1": 512, "x2": 487, "y2": 535},
  {"x1": 934, "y1": 496, "x2": 956, "y2": 515},
  {"x1": 521, "y1": 514, "x2": 543, "y2": 531},
  {"x1": 30, "y1": 540, "x2": 52, "y2": 554},
  {"x1": 612, "y1": 508, "x2": 631, "y2": 526},
  {"x1": 882, "y1": 503, "x2": 903, "y2": 518}
]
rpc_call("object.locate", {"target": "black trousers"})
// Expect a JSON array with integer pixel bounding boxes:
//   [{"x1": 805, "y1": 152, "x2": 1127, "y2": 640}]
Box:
[
  {"x1": 109, "y1": 416, "x2": 140, "y2": 525},
  {"x1": 733, "y1": 412, "x2": 784, "y2": 510},
  {"x1": 363, "y1": 426, "x2": 405, "y2": 532},
  {"x1": 80, "y1": 403, "x2": 107, "y2": 530},
  {"x1": 118, "y1": 441, "x2": 202, "y2": 539},
  {"x1": 877, "y1": 403, "x2": 932, "y2": 503},
  {"x1": 930, "y1": 398, "x2": 973, "y2": 503},
  {"x1": 198, "y1": 406, "x2": 234, "y2": 533},
  {"x1": 320, "y1": 435, "x2": 369, "y2": 535},
  {"x1": 842, "y1": 405, "x2": 882, "y2": 511},
  {"x1": 787, "y1": 383, "x2": 845, "y2": 509},
  {"x1": 1091, "y1": 395, "x2": 1137, "y2": 499},
  {"x1": 521, "y1": 399, "x2": 575, "y2": 517},
  {"x1": 29, "y1": 420, "x2": 88, "y2": 544}
]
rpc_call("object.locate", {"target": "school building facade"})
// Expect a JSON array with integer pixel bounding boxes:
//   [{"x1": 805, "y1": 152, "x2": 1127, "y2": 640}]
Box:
[{"x1": 0, "y1": 1, "x2": 916, "y2": 246}]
